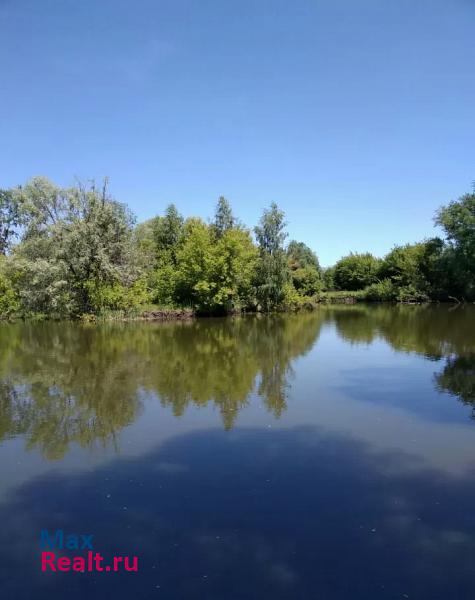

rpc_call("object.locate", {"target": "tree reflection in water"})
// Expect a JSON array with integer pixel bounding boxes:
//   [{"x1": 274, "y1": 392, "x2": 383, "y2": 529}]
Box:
[
  {"x1": 0, "y1": 305, "x2": 474, "y2": 459},
  {"x1": 0, "y1": 313, "x2": 323, "y2": 458}
]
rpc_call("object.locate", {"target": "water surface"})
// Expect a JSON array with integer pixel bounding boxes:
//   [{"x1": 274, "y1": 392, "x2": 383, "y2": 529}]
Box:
[{"x1": 1, "y1": 305, "x2": 474, "y2": 599}]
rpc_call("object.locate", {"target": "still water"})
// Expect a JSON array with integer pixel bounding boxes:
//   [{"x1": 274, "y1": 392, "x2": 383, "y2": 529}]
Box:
[{"x1": 0, "y1": 305, "x2": 474, "y2": 599}]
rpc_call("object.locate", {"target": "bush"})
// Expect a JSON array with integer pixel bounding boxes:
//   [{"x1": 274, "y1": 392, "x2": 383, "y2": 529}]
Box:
[
  {"x1": 151, "y1": 264, "x2": 178, "y2": 306},
  {"x1": 363, "y1": 279, "x2": 397, "y2": 301},
  {"x1": 334, "y1": 253, "x2": 381, "y2": 290},
  {"x1": 85, "y1": 277, "x2": 151, "y2": 314},
  {"x1": 281, "y1": 282, "x2": 306, "y2": 311},
  {"x1": 396, "y1": 285, "x2": 429, "y2": 303},
  {"x1": 0, "y1": 272, "x2": 20, "y2": 317}
]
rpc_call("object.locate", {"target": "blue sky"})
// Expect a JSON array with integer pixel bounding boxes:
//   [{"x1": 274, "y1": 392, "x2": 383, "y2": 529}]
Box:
[{"x1": 1, "y1": 0, "x2": 473, "y2": 265}]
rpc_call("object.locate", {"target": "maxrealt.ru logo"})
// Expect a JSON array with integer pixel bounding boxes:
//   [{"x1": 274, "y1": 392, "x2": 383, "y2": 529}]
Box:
[{"x1": 40, "y1": 530, "x2": 139, "y2": 572}]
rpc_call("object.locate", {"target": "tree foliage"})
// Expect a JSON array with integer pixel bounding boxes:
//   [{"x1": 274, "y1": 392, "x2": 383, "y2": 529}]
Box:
[
  {"x1": 435, "y1": 192, "x2": 475, "y2": 299},
  {"x1": 213, "y1": 196, "x2": 235, "y2": 238},
  {"x1": 254, "y1": 203, "x2": 289, "y2": 311},
  {"x1": 287, "y1": 240, "x2": 322, "y2": 296},
  {"x1": 0, "y1": 189, "x2": 21, "y2": 255},
  {"x1": 0, "y1": 177, "x2": 474, "y2": 318},
  {"x1": 174, "y1": 218, "x2": 257, "y2": 313},
  {"x1": 334, "y1": 253, "x2": 380, "y2": 291},
  {"x1": 153, "y1": 203, "x2": 184, "y2": 267},
  {"x1": 8, "y1": 177, "x2": 137, "y2": 315}
]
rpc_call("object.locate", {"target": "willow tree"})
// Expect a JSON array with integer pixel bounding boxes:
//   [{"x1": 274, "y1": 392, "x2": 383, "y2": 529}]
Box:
[{"x1": 11, "y1": 177, "x2": 137, "y2": 314}]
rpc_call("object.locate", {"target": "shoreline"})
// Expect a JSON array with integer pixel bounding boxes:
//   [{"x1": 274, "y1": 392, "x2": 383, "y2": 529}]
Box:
[{"x1": 1, "y1": 298, "x2": 470, "y2": 324}]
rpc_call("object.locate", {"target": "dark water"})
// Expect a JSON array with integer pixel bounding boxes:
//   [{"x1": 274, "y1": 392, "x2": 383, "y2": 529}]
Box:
[{"x1": 0, "y1": 305, "x2": 474, "y2": 599}]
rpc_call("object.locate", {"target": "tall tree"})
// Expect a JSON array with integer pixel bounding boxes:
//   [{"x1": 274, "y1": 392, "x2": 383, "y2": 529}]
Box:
[
  {"x1": 175, "y1": 218, "x2": 257, "y2": 313},
  {"x1": 0, "y1": 189, "x2": 21, "y2": 255},
  {"x1": 436, "y1": 191, "x2": 475, "y2": 299},
  {"x1": 213, "y1": 196, "x2": 235, "y2": 238},
  {"x1": 254, "y1": 202, "x2": 289, "y2": 310},
  {"x1": 286, "y1": 241, "x2": 320, "y2": 270},
  {"x1": 379, "y1": 244, "x2": 427, "y2": 288},
  {"x1": 286, "y1": 240, "x2": 322, "y2": 296},
  {"x1": 12, "y1": 177, "x2": 137, "y2": 314},
  {"x1": 153, "y1": 204, "x2": 184, "y2": 266},
  {"x1": 175, "y1": 218, "x2": 215, "y2": 309},
  {"x1": 322, "y1": 266, "x2": 336, "y2": 291},
  {"x1": 213, "y1": 227, "x2": 258, "y2": 311}
]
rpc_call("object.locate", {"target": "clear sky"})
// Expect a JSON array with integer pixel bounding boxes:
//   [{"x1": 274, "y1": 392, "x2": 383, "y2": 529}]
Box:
[{"x1": 1, "y1": 0, "x2": 473, "y2": 265}]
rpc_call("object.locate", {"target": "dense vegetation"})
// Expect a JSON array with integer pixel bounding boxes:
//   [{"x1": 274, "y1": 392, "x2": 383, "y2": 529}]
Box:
[{"x1": 0, "y1": 177, "x2": 473, "y2": 319}]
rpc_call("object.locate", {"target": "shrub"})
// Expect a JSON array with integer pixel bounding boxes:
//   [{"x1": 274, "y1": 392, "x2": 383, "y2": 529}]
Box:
[
  {"x1": 85, "y1": 277, "x2": 151, "y2": 314},
  {"x1": 396, "y1": 285, "x2": 429, "y2": 303},
  {"x1": 363, "y1": 279, "x2": 397, "y2": 301},
  {"x1": 0, "y1": 272, "x2": 20, "y2": 317},
  {"x1": 281, "y1": 282, "x2": 305, "y2": 311},
  {"x1": 334, "y1": 253, "x2": 381, "y2": 290}
]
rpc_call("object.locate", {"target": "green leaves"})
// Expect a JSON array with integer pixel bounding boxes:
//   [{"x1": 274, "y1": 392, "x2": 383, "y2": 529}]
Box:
[
  {"x1": 173, "y1": 218, "x2": 258, "y2": 313},
  {"x1": 153, "y1": 204, "x2": 184, "y2": 266},
  {"x1": 287, "y1": 241, "x2": 322, "y2": 296},
  {"x1": 0, "y1": 258, "x2": 20, "y2": 317},
  {"x1": 436, "y1": 193, "x2": 475, "y2": 299},
  {"x1": 254, "y1": 203, "x2": 289, "y2": 311},
  {"x1": 8, "y1": 177, "x2": 137, "y2": 315},
  {"x1": 213, "y1": 196, "x2": 235, "y2": 238},
  {"x1": 0, "y1": 188, "x2": 21, "y2": 255},
  {"x1": 334, "y1": 253, "x2": 380, "y2": 291},
  {"x1": 3, "y1": 175, "x2": 473, "y2": 318}
]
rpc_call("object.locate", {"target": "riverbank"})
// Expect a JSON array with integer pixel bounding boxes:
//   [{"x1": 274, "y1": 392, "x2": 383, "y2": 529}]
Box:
[
  {"x1": 141, "y1": 308, "x2": 195, "y2": 321},
  {"x1": 0, "y1": 295, "x2": 467, "y2": 323}
]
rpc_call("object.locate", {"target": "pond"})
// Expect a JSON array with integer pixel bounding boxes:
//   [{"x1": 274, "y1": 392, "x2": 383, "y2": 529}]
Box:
[{"x1": 0, "y1": 305, "x2": 474, "y2": 599}]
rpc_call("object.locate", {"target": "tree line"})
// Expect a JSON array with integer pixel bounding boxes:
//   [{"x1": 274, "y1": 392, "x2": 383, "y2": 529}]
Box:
[{"x1": 0, "y1": 176, "x2": 473, "y2": 318}]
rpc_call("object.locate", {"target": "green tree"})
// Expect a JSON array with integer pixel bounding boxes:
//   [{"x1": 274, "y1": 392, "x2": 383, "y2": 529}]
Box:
[
  {"x1": 0, "y1": 257, "x2": 20, "y2": 317},
  {"x1": 254, "y1": 203, "x2": 289, "y2": 310},
  {"x1": 286, "y1": 241, "x2": 319, "y2": 270},
  {"x1": 378, "y1": 243, "x2": 429, "y2": 300},
  {"x1": 286, "y1": 240, "x2": 322, "y2": 296},
  {"x1": 436, "y1": 191, "x2": 475, "y2": 300},
  {"x1": 153, "y1": 204, "x2": 184, "y2": 266},
  {"x1": 379, "y1": 244, "x2": 425, "y2": 286},
  {"x1": 213, "y1": 196, "x2": 235, "y2": 238},
  {"x1": 0, "y1": 189, "x2": 21, "y2": 255},
  {"x1": 419, "y1": 237, "x2": 449, "y2": 300},
  {"x1": 322, "y1": 266, "x2": 336, "y2": 291},
  {"x1": 133, "y1": 218, "x2": 157, "y2": 272},
  {"x1": 149, "y1": 204, "x2": 185, "y2": 305},
  {"x1": 213, "y1": 227, "x2": 258, "y2": 310},
  {"x1": 334, "y1": 252, "x2": 380, "y2": 290},
  {"x1": 175, "y1": 218, "x2": 258, "y2": 312},
  {"x1": 12, "y1": 177, "x2": 137, "y2": 314},
  {"x1": 175, "y1": 218, "x2": 216, "y2": 310}
]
